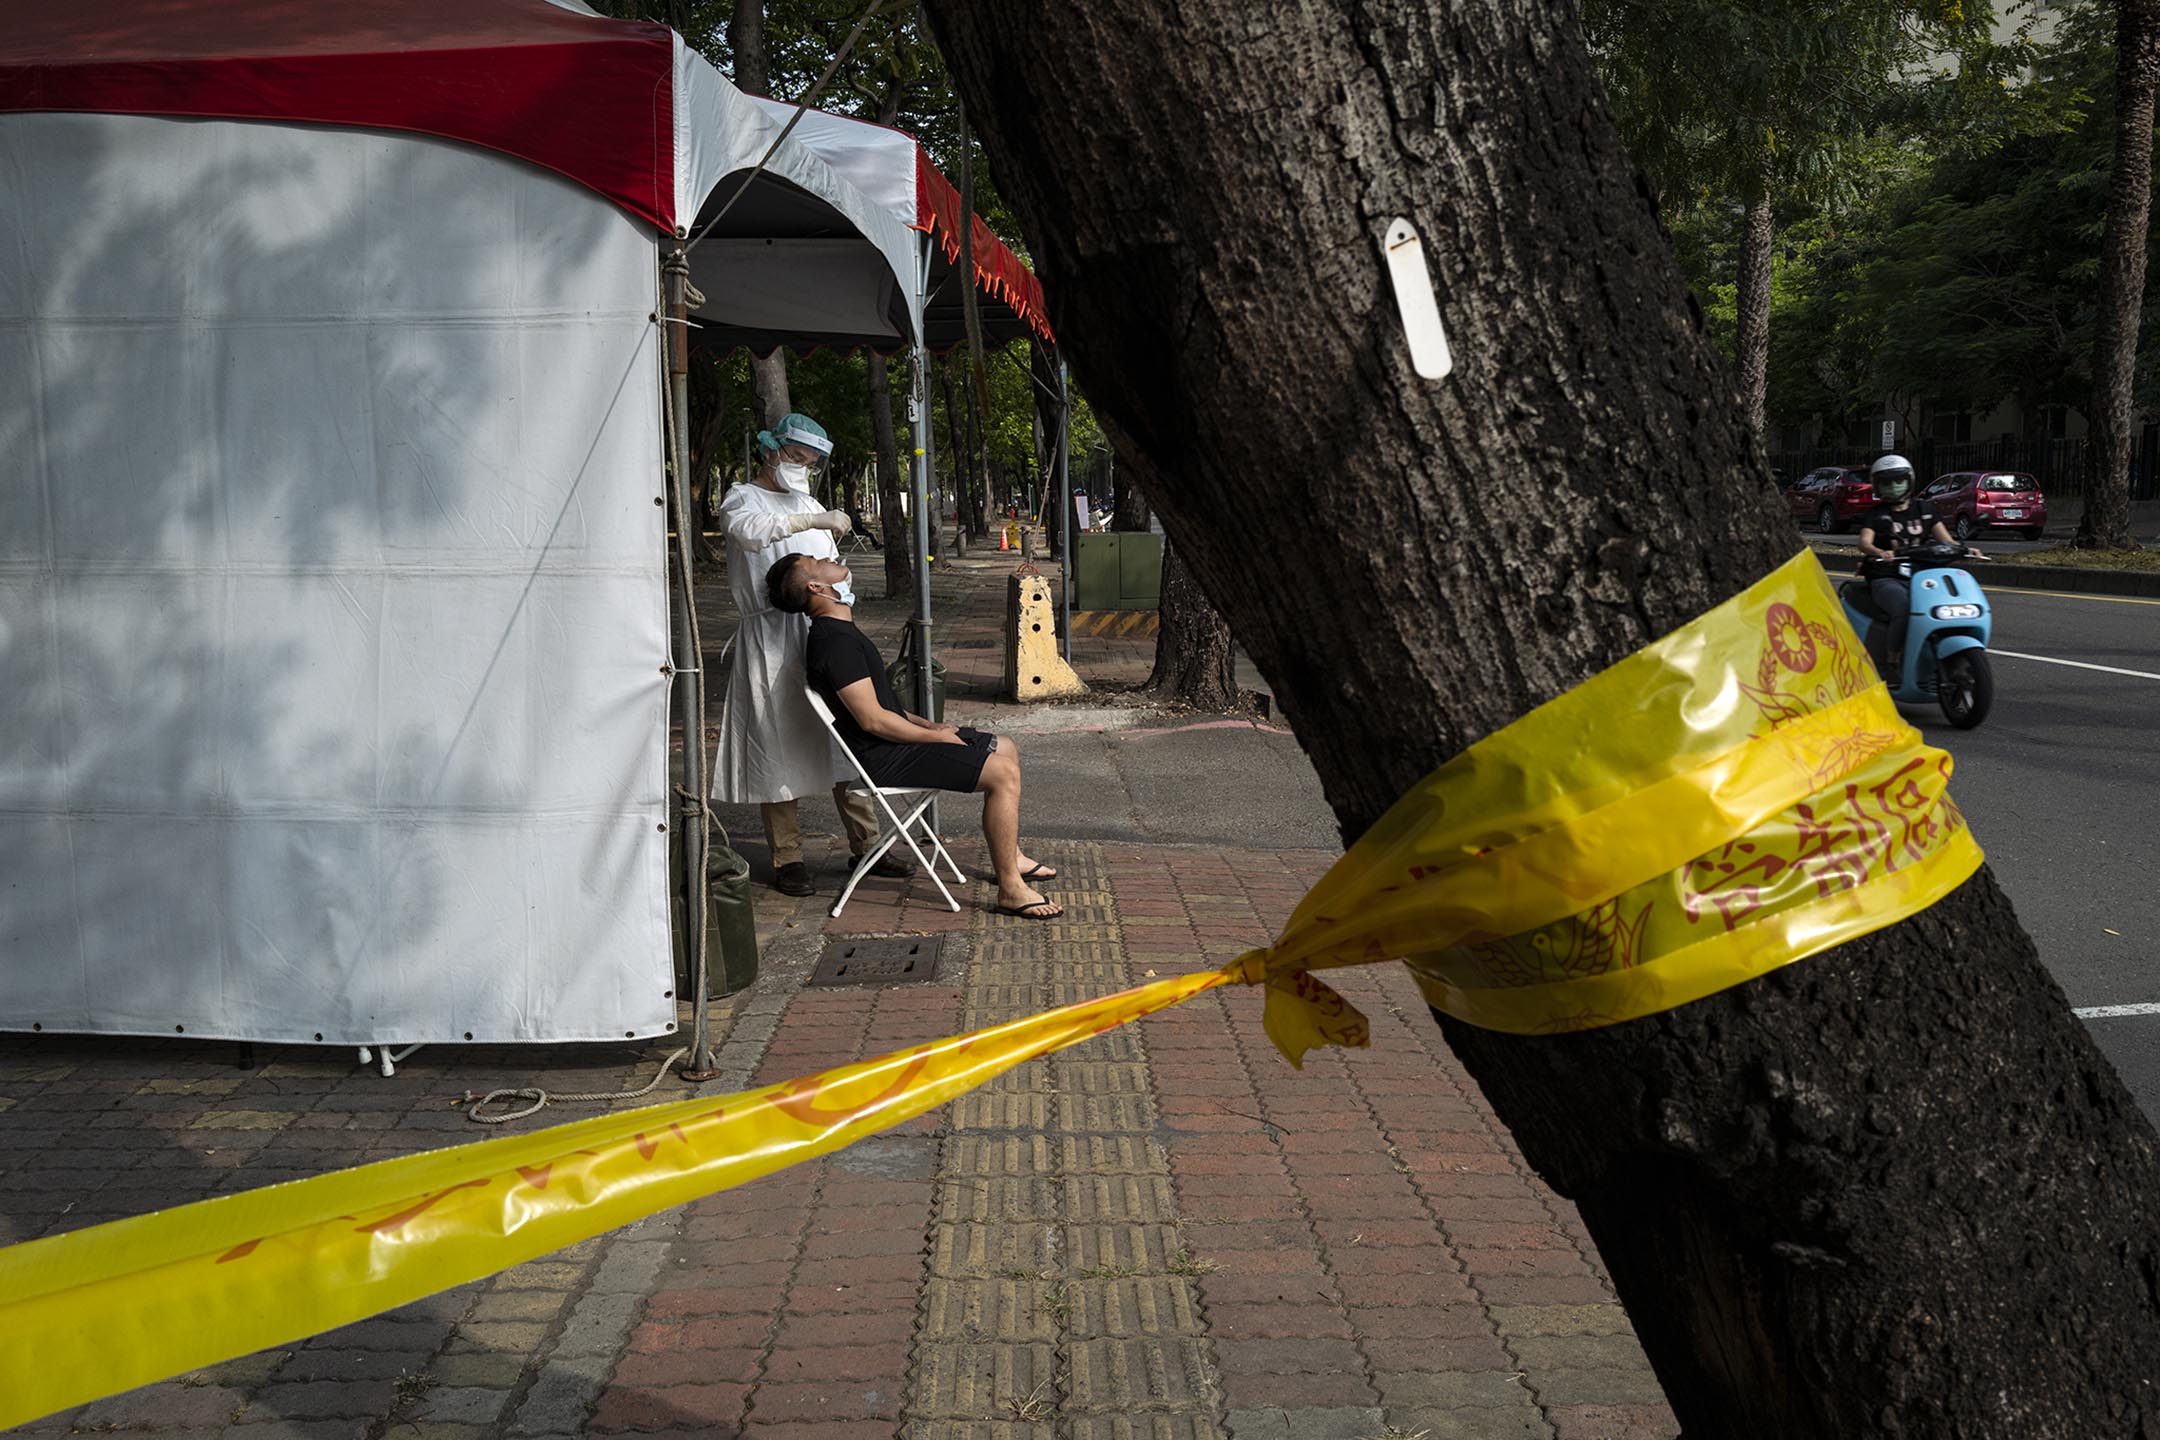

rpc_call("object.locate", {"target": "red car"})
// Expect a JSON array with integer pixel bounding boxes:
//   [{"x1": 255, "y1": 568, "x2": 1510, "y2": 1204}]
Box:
[
  {"x1": 1918, "y1": 471, "x2": 2049, "y2": 540},
  {"x1": 1786, "y1": 465, "x2": 1874, "y2": 533}
]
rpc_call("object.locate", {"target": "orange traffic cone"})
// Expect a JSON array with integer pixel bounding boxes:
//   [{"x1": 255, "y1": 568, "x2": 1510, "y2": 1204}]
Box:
[{"x1": 999, "y1": 525, "x2": 1011, "y2": 552}]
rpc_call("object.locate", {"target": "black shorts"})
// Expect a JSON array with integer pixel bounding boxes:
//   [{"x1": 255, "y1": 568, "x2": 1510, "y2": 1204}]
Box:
[{"x1": 860, "y1": 727, "x2": 996, "y2": 793}]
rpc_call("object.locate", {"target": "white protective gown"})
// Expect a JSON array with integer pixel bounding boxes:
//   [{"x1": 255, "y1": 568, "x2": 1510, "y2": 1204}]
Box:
[{"x1": 712, "y1": 480, "x2": 846, "y2": 804}]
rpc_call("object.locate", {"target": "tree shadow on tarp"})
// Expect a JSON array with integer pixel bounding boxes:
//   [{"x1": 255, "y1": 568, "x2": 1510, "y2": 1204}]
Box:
[
  {"x1": 0, "y1": 99, "x2": 701, "y2": 1437},
  {"x1": 0, "y1": 112, "x2": 672, "y2": 1055}
]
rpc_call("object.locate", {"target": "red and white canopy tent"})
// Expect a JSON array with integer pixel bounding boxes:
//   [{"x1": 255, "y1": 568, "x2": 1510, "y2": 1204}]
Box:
[
  {"x1": 0, "y1": 0, "x2": 1051, "y2": 1061},
  {"x1": 735, "y1": 94, "x2": 1070, "y2": 697},
  {"x1": 726, "y1": 96, "x2": 1052, "y2": 353}
]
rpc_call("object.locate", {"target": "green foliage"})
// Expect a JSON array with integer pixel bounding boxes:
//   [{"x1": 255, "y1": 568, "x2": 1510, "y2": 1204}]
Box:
[
  {"x1": 1601, "y1": 0, "x2": 2153, "y2": 441},
  {"x1": 787, "y1": 350, "x2": 876, "y2": 477},
  {"x1": 1743, "y1": 1, "x2": 2155, "y2": 435},
  {"x1": 1586, "y1": 0, "x2": 2002, "y2": 211}
]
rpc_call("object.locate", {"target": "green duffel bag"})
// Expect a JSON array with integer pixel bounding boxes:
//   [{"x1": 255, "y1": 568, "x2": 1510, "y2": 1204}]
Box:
[{"x1": 668, "y1": 831, "x2": 758, "y2": 1000}]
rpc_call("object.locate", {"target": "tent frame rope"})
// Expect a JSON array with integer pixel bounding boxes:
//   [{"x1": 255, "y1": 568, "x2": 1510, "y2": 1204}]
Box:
[
  {"x1": 661, "y1": 250, "x2": 717, "y2": 1077},
  {"x1": 684, "y1": 0, "x2": 888, "y2": 253}
]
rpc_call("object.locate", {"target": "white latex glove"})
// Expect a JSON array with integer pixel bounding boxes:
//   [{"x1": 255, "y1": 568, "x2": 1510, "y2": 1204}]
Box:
[{"x1": 787, "y1": 509, "x2": 851, "y2": 535}]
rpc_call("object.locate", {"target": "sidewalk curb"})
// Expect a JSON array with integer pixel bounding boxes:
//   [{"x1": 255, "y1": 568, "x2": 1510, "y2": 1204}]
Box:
[
  {"x1": 943, "y1": 703, "x2": 1293, "y2": 738},
  {"x1": 1804, "y1": 539, "x2": 2160, "y2": 599},
  {"x1": 1961, "y1": 561, "x2": 2160, "y2": 599}
]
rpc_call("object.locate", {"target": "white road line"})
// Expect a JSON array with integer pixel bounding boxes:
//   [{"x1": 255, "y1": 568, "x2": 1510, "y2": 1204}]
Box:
[
  {"x1": 1990, "y1": 585, "x2": 2160, "y2": 607},
  {"x1": 1991, "y1": 649, "x2": 2160, "y2": 681},
  {"x1": 2076, "y1": 1003, "x2": 2160, "y2": 1019}
]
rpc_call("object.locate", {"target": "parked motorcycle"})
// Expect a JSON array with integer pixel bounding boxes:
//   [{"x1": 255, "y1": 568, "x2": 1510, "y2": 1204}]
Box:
[{"x1": 1837, "y1": 540, "x2": 1994, "y2": 729}]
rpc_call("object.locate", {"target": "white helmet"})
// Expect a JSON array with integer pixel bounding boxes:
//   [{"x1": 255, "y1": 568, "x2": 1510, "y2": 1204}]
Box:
[{"x1": 1869, "y1": 453, "x2": 1914, "y2": 502}]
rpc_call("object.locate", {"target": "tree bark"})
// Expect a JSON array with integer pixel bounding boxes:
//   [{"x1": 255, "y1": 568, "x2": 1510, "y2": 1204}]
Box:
[
  {"x1": 864, "y1": 84, "x2": 912, "y2": 598},
  {"x1": 2078, "y1": 0, "x2": 2160, "y2": 552},
  {"x1": 727, "y1": 0, "x2": 765, "y2": 92},
  {"x1": 749, "y1": 353, "x2": 791, "y2": 431},
  {"x1": 1143, "y1": 539, "x2": 1241, "y2": 710},
  {"x1": 920, "y1": 347, "x2": 943, "y2": 563},
  {"x1": 937, "y1": 359, "x2": 979, "y2": 541},
  {"x1": 964, "y1": 389, "x2": 990, "y2": 538},
  {"x1": 727, "y1": 0, "x2": 790, "y2": 430},
  {"x1": 868, "y1": 349, "x2": 912, "y2": 601},
  {"x1": 952, "y1": 104, "x2": 997, "y2": 542},
  {"x1": 1031, "y1": 342, "x2": 1063, "y2": 553},
  {"x1": 1733, "y1": 171, "x2": 1775, "y2": 454},
  {"x1": 1112, "y1": 452, "x2": 1152, "y2": 531},
  {"x1": 687, "y1": 380, "x2": 728, "y2": 564},
  {"x1": 923, "y1": 3, "x2": 2160, "y2": 1435}
]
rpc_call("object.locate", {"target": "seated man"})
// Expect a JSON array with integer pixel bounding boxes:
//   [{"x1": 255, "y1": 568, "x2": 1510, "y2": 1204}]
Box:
[{"x1": 767, "y1": 552, "x2": 1062, "y2": 921}]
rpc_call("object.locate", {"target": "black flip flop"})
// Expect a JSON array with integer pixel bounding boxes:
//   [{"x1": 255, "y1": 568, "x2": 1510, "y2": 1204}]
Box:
[
  {"x1": 1019, "y1": 864, "x2": 1058, "y2": 882},
  {"x1": 991, "y1": 900, "x2": 1063, "y2": 921}
]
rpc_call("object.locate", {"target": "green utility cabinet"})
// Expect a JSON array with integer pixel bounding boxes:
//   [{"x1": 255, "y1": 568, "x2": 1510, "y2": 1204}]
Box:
[{"x1": 1074, "y1": 532, "x2": 1164, "y2": 611}]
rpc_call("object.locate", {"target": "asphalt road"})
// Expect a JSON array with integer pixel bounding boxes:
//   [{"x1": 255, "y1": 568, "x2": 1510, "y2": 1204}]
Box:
[
  {"x1": 1929, "y1": 584, "x2": 2160, "y2": 1118},
  {"x1": 1802, "y1": 518, "x2": 2159, "y2": 555}
]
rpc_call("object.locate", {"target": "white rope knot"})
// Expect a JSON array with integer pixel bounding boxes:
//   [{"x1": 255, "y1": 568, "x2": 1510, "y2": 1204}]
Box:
[{"x1": 462, "y1": 1046, "x2": 691, "y2": 1125}]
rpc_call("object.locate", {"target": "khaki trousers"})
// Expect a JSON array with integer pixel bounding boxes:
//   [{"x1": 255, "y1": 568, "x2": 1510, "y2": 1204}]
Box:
[{"x1": 762, "y1": 785, "x2": 880, "y2": 868}]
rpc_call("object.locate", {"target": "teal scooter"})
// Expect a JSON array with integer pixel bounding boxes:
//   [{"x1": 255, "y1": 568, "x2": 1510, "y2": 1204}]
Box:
[{"x1": 1837, "y1": 540, "x2": 1994, "y2": 729}]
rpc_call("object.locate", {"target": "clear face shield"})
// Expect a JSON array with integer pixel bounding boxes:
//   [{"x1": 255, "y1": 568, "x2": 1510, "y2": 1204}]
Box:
[{"x1": 772, "y1": 444, "x2": 828, "y2": 496}]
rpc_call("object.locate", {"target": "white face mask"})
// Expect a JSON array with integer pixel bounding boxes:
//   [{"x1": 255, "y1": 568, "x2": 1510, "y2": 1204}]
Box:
[
  {"x1": 775, "y1": 460, "x2": 812, "y2": 493},
  {"x1": 827, "y1": 576, "x2": 856, "y2": 607}
]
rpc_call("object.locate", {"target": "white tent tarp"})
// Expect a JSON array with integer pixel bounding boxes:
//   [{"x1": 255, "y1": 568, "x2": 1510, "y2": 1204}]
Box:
[{"x1": 0, "y1": 113, "x2": 675, "y2": 1044}]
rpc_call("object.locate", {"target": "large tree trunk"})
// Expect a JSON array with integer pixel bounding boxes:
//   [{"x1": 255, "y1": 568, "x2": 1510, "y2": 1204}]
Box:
[
  {"x1": 728, "y1": 0, "x2": 790, "y2": 430},
  {"x1": 865, "y1": 84, "x2": 912, "y2": 599},
  {"x1": 2078, "y1": 0, "x2": 2160, "y2": 552},
  {"x1": 923, "y1": 3, "x2": 2160, "y2": 1435},
  {"x1": 1733, "y1": 169, "x2": 1775, "y2": 454},
  {"x1": 937, "y1": 360, "x2": 977, "y2": 542},
  {"x1": 1111, "y1": 455, "x2": 1152, "y2": 531},
  {"x1": 1031, "y1": 342, "x2": 1063, "y2": 554},
  {"x1": 687, "y1": 377, "x2": 728, "y2": 564},
  {"x1": 965, "y1": 402, "x2": 990, "y2": 539},
  {"x1": 749, "y1": 354, "x2": 790, "y2": 430},
  {"x1": 868, "y1": 350, "x2": 912, "y2": 601},
  {"x1": 1143, "y1": 539, "x2": 1240, "y2": 710}
]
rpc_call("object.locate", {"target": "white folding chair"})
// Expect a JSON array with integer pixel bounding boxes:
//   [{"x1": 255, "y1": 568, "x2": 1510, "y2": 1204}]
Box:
[{"x1": 806, "y1": 689, "x2": 968, "y2": 918}]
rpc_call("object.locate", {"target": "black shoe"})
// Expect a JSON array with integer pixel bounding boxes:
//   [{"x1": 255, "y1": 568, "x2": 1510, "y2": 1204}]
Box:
[
  {"x1": 772, "y1": 862, "x2": 815, "y2": 897},
  {"x1": 861, "y1": 853, "x2": 916, "y2": 880}
]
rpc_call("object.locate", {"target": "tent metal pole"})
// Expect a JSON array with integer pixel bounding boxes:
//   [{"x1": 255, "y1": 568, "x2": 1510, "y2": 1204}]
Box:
[
  {"x1": 1057, "y1": 359, "x2": 1073, "y2": 661},
  {"x1": 911, "y1": 239, "x2": 936, "y2": 724},
  {"x1": 663, "y1": 246, "x2": 714, "y2": 1073},
  {"x1": 909, "y1": 248, "x2": 940, "y2": 833}
]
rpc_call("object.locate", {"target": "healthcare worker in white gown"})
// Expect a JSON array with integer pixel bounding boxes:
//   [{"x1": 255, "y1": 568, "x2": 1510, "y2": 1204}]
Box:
[{"x1": 712, "y1": 412, "x2": 902, "y2": 895}]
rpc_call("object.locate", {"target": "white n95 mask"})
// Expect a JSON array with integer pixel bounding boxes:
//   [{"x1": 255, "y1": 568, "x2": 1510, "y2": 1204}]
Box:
[{"x1": 776, "y1": 461, "x2": 812, "y2": 493}]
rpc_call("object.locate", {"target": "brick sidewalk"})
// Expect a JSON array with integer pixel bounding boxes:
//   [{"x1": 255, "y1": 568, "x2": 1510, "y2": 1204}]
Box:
[{"x1": 1, "y1": 837, "x2": 1674, "y2": 1439}]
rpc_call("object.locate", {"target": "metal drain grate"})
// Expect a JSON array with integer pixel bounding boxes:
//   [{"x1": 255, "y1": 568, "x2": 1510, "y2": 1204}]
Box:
[{"x1": 809, "y1": 935, "x2": 944, "y2": 987}]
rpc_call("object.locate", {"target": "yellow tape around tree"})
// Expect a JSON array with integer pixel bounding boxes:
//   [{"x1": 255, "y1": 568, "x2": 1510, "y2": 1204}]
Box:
[
  {"x1": 0, "y1": 551, "x2": 1981, "y2": 1428},
  {"x1": 1232, "y1": 548, "x2": 1980, "y2": 1057}
]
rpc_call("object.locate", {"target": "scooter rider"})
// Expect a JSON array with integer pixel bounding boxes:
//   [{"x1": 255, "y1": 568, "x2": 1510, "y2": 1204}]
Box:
[{"x1": 1854, "y1": 454, "x2": 1984, "y2": 684}]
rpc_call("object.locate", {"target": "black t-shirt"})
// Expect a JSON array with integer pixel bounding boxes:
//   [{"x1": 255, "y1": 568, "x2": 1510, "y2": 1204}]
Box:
[
  {"x1": 1858, "y1": 504, "x2": 1939, "y2": 550},
  {"x1": 1857, "y1": 504, "x2": 1940, "y2": 576},
  {"x1": 805, "y1": 616, "x2": 906, "y2": 755}
]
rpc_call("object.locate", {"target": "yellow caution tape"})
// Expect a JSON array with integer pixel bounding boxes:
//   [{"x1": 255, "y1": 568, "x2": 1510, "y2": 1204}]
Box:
[
  {"x1": 1229, "y1": 549, "x2": 1981, "y2": 1055},
  {"x1": 0, "y1": 969, "x2": 1231, "y2": 1428},
  {"x1": 0, "y1": 550, "x2": 1980, "y2": 1426}
]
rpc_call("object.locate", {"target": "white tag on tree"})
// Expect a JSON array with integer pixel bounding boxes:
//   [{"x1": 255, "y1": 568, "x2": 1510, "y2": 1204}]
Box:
[{"x1": 1384, "y1": 218, "x2": 1452, "y2": 380}]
